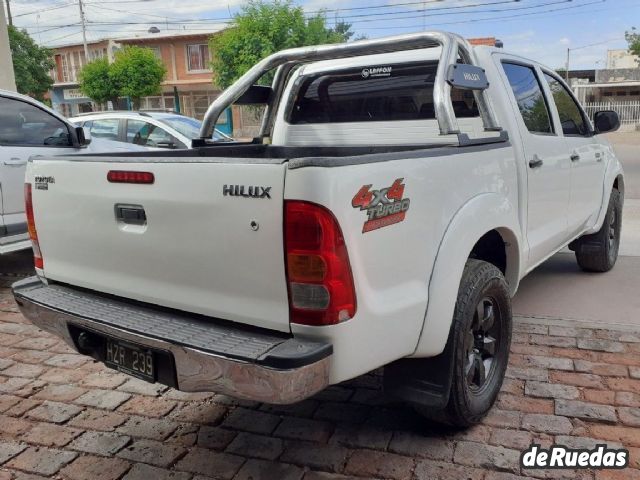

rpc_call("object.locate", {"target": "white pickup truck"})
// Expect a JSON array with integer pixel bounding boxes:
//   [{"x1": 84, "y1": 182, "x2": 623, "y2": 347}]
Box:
[{"x1": 14, "y1": 32, "x2": 624, "y2": 427}]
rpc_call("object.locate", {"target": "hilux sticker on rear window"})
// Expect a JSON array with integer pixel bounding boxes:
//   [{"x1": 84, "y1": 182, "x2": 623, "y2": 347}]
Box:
[{"x1": 351, "y1": 178, "x2": 410, "y2": 233}]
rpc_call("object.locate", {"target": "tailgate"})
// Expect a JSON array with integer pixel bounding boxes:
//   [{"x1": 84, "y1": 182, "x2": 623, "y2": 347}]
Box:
[{"x1": 28, "y1": 157, "x2": 291, "y2": 333}]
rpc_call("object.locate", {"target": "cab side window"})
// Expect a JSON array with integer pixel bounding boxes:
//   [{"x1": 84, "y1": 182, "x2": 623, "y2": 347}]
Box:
[
  {"x1": 543, "y1": 73, "x2": 589, "y2": 136},
  {"x1": 127, "y1": 119, "x2": 178, "y2": 148},
  {"x1": 0, "y1": 96, "x2": 72, "y2": 146},
  {"x1": 89, "y1": 119, "x2": 120, "y2": 141},
  {"x1": 502, "y1": 63, "x2": 553, "y2": 135}
]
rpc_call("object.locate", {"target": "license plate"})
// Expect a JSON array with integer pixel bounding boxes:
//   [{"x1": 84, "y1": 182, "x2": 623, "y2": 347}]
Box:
[{"x1": 105, "y1": 339, "x2": 155, "y2": 382}]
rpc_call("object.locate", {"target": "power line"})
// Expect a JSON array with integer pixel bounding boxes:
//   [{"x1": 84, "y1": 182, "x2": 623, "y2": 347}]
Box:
[{"x1": 13, "y1": 1, "x2": 75, "y2": 19}]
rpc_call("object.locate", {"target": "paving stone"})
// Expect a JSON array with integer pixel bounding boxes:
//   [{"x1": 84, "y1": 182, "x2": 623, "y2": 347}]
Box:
[
  {"x1": 314, "y1": 402, "x2": 369, "y2": 424},
  {"x1": 12, "y1": 337, "x2": 59, "y2": 350},
  {"x1": 0, "y1": 415, "x2": 33, "y2": 438},
  {"x1": 630, "y1": 366, "x2": 640, "y2": 379},
  {"x1": 79, "y1": 371, "x2": 128, "y2": 389},
  {"x1": 529, "y1": 334, "x2": 577, "y2": 348},
  {"x1": 414, "y1": 459, "x2": 485, "y2": 480},
  {"x1": 489, "y1": 428, "x2": 534, "y2": 451},
  {"x1": 235, "y1": 459, "x2": 304, "y2": 480},
  {"x1": 0, "y1": 442, "x2": 27, "y2": 464},
  {"x1": 303, "y1": 473, "x2": 368, "y2": 480},
  {"x1": 497, "y1": 394, "x2": 554, "y2": 415},
  {"x1": 166, "y1": 424, "x2": 199, "y2": 447},
  {"x1": 583, "y1": 389, "x2": 616, "y2": 405},
  {"x1": 524, "y1": 381, "x2": 580, "y2": 400},
  {"x1": 388, "y1": 431, "x2": 454, "y2": 461},
  {"x1": 6, "y1": 447, "x2": 77, "y2": 476},
  {"x1": 574, "y1": 360, "x2": 628, "y2": 377},
  {"x1": 0, "y1": 395, "x2": 21, "y2": 414},
  {"x1": 33, "y1": 384, "x2": 86, "y2": 402},
  {"x1": 123, "y1": 463, "x2": 192, "y2": 480},
  {"x1": 453, "y1": 441, "x2": 520, "y2": 474},
  {"x1": 60, "y1": 455, "x2": 131, "y2": 480},
  {"x1": 344, "y1": 450, "x2": 414, "y2": 480},
  {"x1": 117, "y1": 378, "x2": 168, "y2": 397},
  {"x1": 38, "y1": 367, "x2": 87, "y2": 385},
  {"x1": 27, "y1": 401, "x2": 83, "y2": 424},
  {"x1": 223, "y1": 408, "x2": 281, "y2": 434},
  {"x1": 329, "y1": 424, "x2": 392, "y2": 450},
  {"x1": 21, "y1": 423, "x2": 83, "y2": 447},
  {"x1": 483, "y1": 409, "x2": 522, "y2": 428},
  {"x1": 280, "y1": 442, "x2": 348, "y2": 473},
  {"x1": 174, "y1": 448, "x2": 244, "y2": 479},
  {"x1": 3, "y1": 398, "x2": 39, "y2": 417},
  {"x1": 274, "y1": 417, "x2": 333, "y2": 443},
  {"x1": 0, "y1": 359, "x2": 14, "y2": 371},
  {"x1": 169, "y1": 401, "x2": 226, "y2": 425},
  {"x1": 549, "y1": 371, "x2": 605, "y2": 389},
  {"x1": 505, "y1": 367, "x2": 549, "y2": 382},
  {"x1": 617, "y1": 407, "x2": 640, "y2": 427},
  {"x1": 117, "y1": 439, "x2": 185, "y2": 468},
  {"x1": 69, "y1": 431, "x2": 131, "y2": 456},
  {"x1": 75, "y1": 389, "x2": 132, "y2": 410},
  {"x1": 606, "y1": 377, "x2": 640, "y2": 393},
  {"x1": 43, "y1": 354, "x2": 90, "y2": 368},
  {"x1": 226, "y1": 432, "x2": 283, "y2": 460},
  {"x1": 10, "y1": 350, "x2": 53, "y2": 365},
  {"x1": 0, "y1": 364, "x2": 44, "y2": 379},
  {"x1": 589, "y1": 424, "x2": 640, "y2": 447},
  {"x1": 555, "y1": 435, "x2": 623, "y2": 450},
  {"x1": 68, "y1": 408, "x2": 128, "y2": 431},
  {"x1": 521, "y1": 414, "x2": 573, "y2": 435},
  {"x1": 0, "y1": 378, "x2": 33, "y2": 394},
  {"x1": 195, "y1": 426, "x2": 236, "y2": 450},
  {"x1": 577, "y1": 338, "x2": 625, "y2": 353},
  {"x1": 260, "y1": 400, "x2": 320, "y2": 418},
  {"x1": 117, "y1": 415, "x2": 180, "y2": 441},
  {"x1": 555, "y1": 400, "x2": 617, "y2": 423}
]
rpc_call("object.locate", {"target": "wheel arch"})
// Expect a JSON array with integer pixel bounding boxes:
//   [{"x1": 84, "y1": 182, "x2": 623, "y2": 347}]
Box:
[{"x1": 411, "y1": 193, "x2": 521, "y2": 358}]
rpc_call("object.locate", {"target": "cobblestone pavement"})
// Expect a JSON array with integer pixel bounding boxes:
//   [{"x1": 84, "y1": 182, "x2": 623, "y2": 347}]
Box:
[{"x1": 0, "y1": 278, "x2": 639, "y2": 480}]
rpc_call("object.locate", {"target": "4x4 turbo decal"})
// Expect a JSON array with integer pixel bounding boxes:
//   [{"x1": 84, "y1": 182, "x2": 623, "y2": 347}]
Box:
[{"x1": 351, "y1": 178, "x2": 410, "y2": 233}]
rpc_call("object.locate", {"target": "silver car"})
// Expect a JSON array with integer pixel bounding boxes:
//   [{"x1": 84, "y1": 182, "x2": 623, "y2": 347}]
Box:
[{"x1": 70, "y1": 111, "x2": 232, "y2": 149}]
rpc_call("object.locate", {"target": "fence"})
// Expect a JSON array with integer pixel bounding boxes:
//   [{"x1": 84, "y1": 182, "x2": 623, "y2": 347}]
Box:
[{"x1": 583, "y1": 101, "x2": 640, "y2": 126}]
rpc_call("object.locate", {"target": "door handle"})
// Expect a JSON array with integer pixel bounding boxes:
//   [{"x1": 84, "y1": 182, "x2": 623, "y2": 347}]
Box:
[
  {"x1": 4, "y1": 158, "x2": 27, "y2": 166},
  {"x1": 529, "y1": 157, "x2": 544, "y2": 169},
  {"x1": 595, "y1": 152, "x2": 603, "y2": 162},
  {"x1": 570, "y1": 153, "x2": 580, "y2": 162}
]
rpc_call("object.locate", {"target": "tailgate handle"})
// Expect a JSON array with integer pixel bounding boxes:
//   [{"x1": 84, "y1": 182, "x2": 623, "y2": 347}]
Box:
[{"x1": 115, "y1": 204, "x2": 146, "y2": 225}]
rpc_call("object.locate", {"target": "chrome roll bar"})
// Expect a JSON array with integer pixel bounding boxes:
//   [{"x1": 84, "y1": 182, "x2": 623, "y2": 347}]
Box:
[{"x1": 199, "y1": 31, "x2": 500, "y2": 140}]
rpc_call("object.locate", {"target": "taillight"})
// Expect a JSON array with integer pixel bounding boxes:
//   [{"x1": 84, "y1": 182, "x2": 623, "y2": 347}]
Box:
[
  {"x1": 107, "y1": 170, "x2": 154, "y2": 184},
  {"x1": 25, "y1": 183, "x2": 43, "y2": 270},
  {"x1": 284, "y1": 201, "x2": 356, "y2": 326}
]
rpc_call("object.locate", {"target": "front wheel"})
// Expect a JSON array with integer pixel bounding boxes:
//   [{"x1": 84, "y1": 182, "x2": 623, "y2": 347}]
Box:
[
  {"x1": 419, "y1": 259, "x2": 512, "y2": 427},
  {"x1": 573, "y1": 188, "x2": 622, "y2": 273}
]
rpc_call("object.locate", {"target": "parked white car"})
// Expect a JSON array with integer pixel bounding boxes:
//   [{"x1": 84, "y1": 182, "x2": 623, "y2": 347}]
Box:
[
  {"x1": 0, "y1": 90, "x2": 155, "y2": 255},
  {"x1": 14, "y1": 32, "x2": 624, "y2": 427},
  {"x1": 70, "y1": 111, "x2": 232, "y2": 149}
]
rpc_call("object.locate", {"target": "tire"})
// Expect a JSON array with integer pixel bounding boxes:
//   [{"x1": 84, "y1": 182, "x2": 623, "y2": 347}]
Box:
[
  {"x1": 418, "y1": 259, "x2": 512, "y2": 427},
  {"x1": 574, "y1": 188, "x2": 622, "y2": 273}
]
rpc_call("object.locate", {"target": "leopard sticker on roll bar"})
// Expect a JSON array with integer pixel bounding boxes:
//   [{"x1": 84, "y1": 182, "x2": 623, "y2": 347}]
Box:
[{"x1": 198, "y1": 31, "x2": 502, "y2": 145}]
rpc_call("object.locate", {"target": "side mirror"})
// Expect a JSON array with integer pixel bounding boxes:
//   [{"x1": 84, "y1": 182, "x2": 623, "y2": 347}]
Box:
[
  {"x1": 593, "y1": 110, "x2": 620, "y2": 134},
  {"x1": 75, "y1": 126, "x2": 92, "y2": 146},
  {"x1": 235, "y1": 85, "x2": 272, "y2": 105}
]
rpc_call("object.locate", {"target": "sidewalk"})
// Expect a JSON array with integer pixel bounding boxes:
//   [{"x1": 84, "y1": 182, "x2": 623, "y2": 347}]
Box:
[{"x1": 0, "y1": 286, "x2": 638, "y2": 479}]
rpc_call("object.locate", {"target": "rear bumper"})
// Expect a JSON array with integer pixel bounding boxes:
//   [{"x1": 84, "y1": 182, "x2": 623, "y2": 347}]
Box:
[{"x1": 12, "y1": 277, "x2": 332, "y2": 404}]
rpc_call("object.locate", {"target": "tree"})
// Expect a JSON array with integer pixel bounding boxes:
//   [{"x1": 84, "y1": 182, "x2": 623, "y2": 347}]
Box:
[
  {"x1": 109, "y1": 46, "x2": 166, "y2": 109},
  {"x1": 626, "y1": 27, "x2": 640, "y2": 60},
  {"x1": 8, "y1": 26, "x2": 54, "y2": 100},
  {"x1": 210, "y1": 0, "x2": 357, "y2": 89},
  {"x1": 79, "y1": 57, "x2": 119, "y2": 106}
]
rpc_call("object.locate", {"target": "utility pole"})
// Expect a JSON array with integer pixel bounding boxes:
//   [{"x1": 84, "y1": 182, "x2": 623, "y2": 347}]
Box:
[
  {"x1": 565, "y1": 48, "x2": 570, "y2": 82},
  {"x1": 0, "y1": 1, "x2": 16, "y2": 91},
  {"x1": 78, "y1": 0, "x2": 89, "y2": 59},
  {"x1": 5, "y1": 0, "x2": 12, "y2": 26}
]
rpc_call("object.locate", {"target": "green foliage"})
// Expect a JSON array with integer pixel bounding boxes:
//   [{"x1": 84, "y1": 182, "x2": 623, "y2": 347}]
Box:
[
  {"x1": 210, "y1": 0, "x2": 358, "y2": 89},
  {"x1": 8, "y1": 26, "x2": 54, "y2": 100},
  {"x1": 109, "y1": 46, "x2": 166, "y2": 108},
  {"x1": 78, "y1": 46, "x2": 166, "y2": 108},
  {"x1": 79, "y1": 58, "x2": 118, "y2": 104},
  {"x1": 626, "y1": 27, "x2": 640, "y2": 59}
]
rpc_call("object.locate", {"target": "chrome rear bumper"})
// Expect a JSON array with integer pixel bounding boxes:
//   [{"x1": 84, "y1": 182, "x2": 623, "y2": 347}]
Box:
[{"x1": 13, "y1": 277, "x2": 331, "y2": 404}]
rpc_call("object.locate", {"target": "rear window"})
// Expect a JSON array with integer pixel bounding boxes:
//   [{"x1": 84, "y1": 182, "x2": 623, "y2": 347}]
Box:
[{"x1": 289, "y1": 61, "x2": 478, "y2": 124}]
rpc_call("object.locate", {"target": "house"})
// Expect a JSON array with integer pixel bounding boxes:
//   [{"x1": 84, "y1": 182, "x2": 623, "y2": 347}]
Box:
[
  {"x1": 48, "y1": 30, "x2": 232, "y2": 133},
  {"x1": 573, "y1": 49, "x2": 640, "y2": 104}
]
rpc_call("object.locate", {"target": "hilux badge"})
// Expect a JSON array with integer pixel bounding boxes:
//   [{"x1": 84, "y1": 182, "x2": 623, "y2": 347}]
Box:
[{"x1": 223, "y1": 185, "x2": 271, "y2": 199}]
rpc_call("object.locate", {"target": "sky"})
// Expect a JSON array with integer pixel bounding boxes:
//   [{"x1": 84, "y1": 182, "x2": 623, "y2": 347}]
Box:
[{"x1": 6, "y1": 0, "x2": 640, "y2": 70}]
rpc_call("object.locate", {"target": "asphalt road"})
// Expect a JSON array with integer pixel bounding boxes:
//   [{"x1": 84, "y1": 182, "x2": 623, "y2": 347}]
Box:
[{"x1": 513, "y1": 131, "x2": 640, "y2": 328}]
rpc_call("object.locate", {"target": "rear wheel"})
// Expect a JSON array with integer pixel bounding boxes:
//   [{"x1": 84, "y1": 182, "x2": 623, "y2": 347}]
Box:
[
  {"x1": 418, "y1": 259, "x2": 512, "y2": 427},
  {"x1": 573, "y1": 188, "x2": 622, "y2": 273}
]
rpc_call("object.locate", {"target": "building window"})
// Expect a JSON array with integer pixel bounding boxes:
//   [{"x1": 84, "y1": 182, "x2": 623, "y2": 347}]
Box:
[
  {"x1": 630, "y1": 91, "x2": 640, "y2": 96},
  {"x1": 61, "y1": 54, "x2": 70, "y2": 83},
  {"x1": 186, "y1": 44, "x2": 210, "y2": 72},
  {"x1": 148, "y1": 46, "x2": 162, "y2": 59},
  {"x1": 616, "y1": 91, "x2": 627, "y2": 97},
  {"x1": 603, "y1": 92, "x2": 613, "y2": 97}
]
